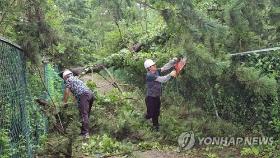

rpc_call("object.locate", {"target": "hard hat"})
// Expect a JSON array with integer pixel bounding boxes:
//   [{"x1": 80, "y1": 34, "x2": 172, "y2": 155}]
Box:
[
  {"x1": 63, "y1": 70, "x2": 73, "y2": 79},
  {"x1": 144, "y1": 59, "x2": 155, "y2": 69}
]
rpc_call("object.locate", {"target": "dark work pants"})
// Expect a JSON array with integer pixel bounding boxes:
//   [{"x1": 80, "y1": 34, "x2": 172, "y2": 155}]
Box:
[
  {"x1": 78, "y1": 91, "x2": 94, "y2": 135},
  {"x1": 145, "y1": 96, "x2": 161, "y2": 127}
]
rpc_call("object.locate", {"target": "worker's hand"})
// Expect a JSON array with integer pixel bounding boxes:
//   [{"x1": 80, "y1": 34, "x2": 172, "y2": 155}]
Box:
[
  {"x1": 170, "y1": 70, "x2": 177, "y2": 77},
  {"x1": 172, "y1": 57, "x2": 178, "y2": 64},
  {"x1": 63, "y1": 102, "x2": 68, "y2": 108}
]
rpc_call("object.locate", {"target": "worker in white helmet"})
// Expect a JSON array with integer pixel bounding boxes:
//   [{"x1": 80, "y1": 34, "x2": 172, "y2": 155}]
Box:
[
  {"x1": 144, "y1": 58, "x2": 177, "y2": 131},
  {"x1": 62, "y1": 69, "x2": 95, "y2": 139}
]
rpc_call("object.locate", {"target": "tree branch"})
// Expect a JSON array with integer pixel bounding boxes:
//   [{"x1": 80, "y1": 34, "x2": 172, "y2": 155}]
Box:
[{"x1": 135, "y1": 0, "x2": 159, "y2": 10}]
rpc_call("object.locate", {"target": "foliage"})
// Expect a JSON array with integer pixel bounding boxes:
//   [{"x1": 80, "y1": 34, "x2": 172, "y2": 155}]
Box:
[
  {"x1": 241, "y1": 146, "x2": 260, "y2": 157},
  {"x1": 240, "y1": 145, "x2": 280, "y2": 158},
  {"x1": 0, "y1": 129, "x2": 12, "y2": 158},
  {"x1": 86, "y1": 80, "x2": 97, "y2": 90},
  {"x1": 117, "y1": 44, "x2": 275, "y2": 136},
  {"x1": 81, "y1": 88, "x2": 247, "y2": 156},
  {"x1": 79, "y1": 134, "x2": 133, "y2": 156}
]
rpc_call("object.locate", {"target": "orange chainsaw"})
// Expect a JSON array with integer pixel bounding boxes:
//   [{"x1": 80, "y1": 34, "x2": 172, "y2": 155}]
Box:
[{"x1": 174, "y1": 57, "x2": 187, "y2": 77}]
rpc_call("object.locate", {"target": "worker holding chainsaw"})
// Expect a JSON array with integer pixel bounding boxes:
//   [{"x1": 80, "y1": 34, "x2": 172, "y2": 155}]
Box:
[
  {"x1": 144, "y1": 57, "x2": 185, "y2": 131},
  {"x1": 62, "y1": 69, "x2": 95, "y2": 139}
]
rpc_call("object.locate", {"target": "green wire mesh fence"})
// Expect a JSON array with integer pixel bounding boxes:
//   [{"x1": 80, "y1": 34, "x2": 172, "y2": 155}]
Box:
[
  {"x1": 0, "y1": 37, "x2": 33, "y2": 157},
  {"x1": 43, "y1": 63, "x2": 64, "y2": 104},
  {"x1": 0, "y1": 37, "x2": 61, "y2": 157}
]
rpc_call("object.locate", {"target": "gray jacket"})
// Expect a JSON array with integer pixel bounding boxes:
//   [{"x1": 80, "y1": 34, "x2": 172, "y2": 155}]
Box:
[{"x1": 146, "y1": 59, "x2": 176, "y2": 97}]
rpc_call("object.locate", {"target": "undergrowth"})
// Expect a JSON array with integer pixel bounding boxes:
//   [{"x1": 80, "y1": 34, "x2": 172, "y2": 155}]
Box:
[{"x1": 35, "y1": 83, "x2": 280, "y2": 157}]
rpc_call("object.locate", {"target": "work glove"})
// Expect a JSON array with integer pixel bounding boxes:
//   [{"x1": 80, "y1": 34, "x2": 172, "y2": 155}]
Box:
[{"x1": 170, "y1": 70, "x2": 177, "y2": 77}]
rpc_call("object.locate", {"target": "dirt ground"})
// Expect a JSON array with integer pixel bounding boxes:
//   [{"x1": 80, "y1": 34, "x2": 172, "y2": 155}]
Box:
[
  {"x1": 80, "y1": 73, "x2": 114, "y2": 94},
  {"x1": 131, "y1": 150, "x2": 188, "y2": 158}
]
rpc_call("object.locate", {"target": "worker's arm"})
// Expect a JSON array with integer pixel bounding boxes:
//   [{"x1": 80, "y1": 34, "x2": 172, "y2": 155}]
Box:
[
  {"x1": 147, "y1": 70, "x2": 177, "y2": 83},
  {"x1": 160, "y1": 58, "x2": 177, "y2": 72},
  {"x1": 63, "y1": 88, "x2": 76, "y2": 108},
  {"x1": 155, "y1": 70, "x2": 177, "y2": 83},
  {"x1": 63, "y1": 88, "x2": 71, "y2": 104},
  {"x1": 155, "y1": 75, "x2": 171, "y2": 83}
]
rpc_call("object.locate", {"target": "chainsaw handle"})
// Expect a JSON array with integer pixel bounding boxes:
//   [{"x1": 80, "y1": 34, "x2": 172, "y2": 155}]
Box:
[{"x1": 175, "y1": 57, "x2": 182, "y2": 63}]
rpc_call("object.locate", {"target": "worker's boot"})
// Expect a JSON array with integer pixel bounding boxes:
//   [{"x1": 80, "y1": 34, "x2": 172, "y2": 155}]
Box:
[
  {"x1": 152, "y1": 117, "x2": 159, "y2": 131},
  {"x1": 152, "y1": 125, "x2": 159, "y2": 132}
]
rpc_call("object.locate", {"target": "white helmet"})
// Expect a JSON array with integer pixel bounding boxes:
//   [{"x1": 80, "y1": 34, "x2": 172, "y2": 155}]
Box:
[
  {"x1": 63, "y1": 70, "x2": 73, "y2": 79},
  {"x1": 144, "y1": 59, "x2": 155, "y2": 69}
]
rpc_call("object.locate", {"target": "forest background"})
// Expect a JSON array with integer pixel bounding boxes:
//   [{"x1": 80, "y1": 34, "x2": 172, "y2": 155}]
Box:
[{"x1": 0, "y1": 0, "x2": 280, "y2": 157}]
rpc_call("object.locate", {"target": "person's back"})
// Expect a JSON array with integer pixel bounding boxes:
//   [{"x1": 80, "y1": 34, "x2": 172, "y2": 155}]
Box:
[
  {"x1": 65, "y1": 75, "x2": 91, "y2": 100},
  {"x1": 62, "y1": 70, "x2": 94, "y2": 139}
]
